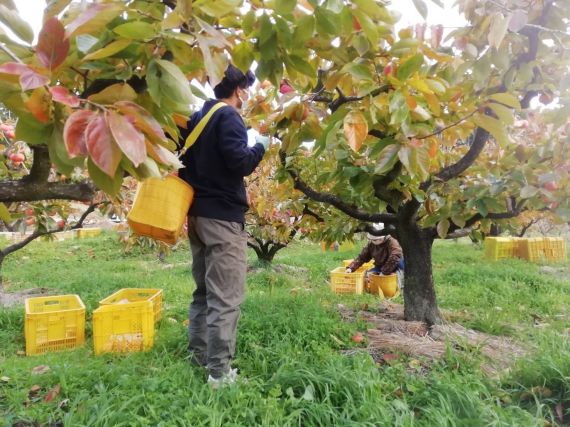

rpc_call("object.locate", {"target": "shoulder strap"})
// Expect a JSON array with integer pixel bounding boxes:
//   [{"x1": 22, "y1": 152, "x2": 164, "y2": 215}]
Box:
[{"x1": 182, "y1": 102, "x2": 227, "y2": 153}]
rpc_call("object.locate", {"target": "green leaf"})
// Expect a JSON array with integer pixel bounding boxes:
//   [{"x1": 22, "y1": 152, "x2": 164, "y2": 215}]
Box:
[
  {"x1": 375, "y1": 143, "x2": 399, "y2": 175},
  {"x1": 488, "y1": 12, "x2": 510, "y2": 49},
  {"x1": 412, "y1": 0, "x2": 428, "y2": 19},
  {"x1": 76, "y1": 34, "x2": 99, "y2": 54},
  {"x1": 437, "y1": 219, "x2": 450, "y2": 238},
  {"x1": 341, "y1": 62, "x2": 373, "y2": 81},
  {"x1": 489, "y1": 92, "x2": 521, "y2": 110},
  {"x1": 87, "y1": 157, "x2": 122, "y2": 196},
  {"x1": 488, "y1": 103, "x2": 514, "y2": 125},
  {"x1": 113, "y1": 21, "x2": 156, "y2": 41},
  {"x1": 315, "y1": 8, "x2": 339, "y2": 35},
  {"x1": 451, "y1": 216, "x2": 466, "y2": 228},
  {"x1": 15, "y1": 113, "x2": 53, "y2": 145},
  {"x1": 473, "y1": 113, "x2": 508, "y2": 146},
  {"x1": 520, "y1": 185, "x2": 539, "y2": 199},
  {"x1": 0, "y1": 4, "x2": 33, "y2": 43},
  {"x1": 147, "y1": 59, "x2": 193, "y2": 109},
  {"x1": 397, "y1": 54, "x2": 424, "y2": 81},
  {"x1": 292, "y1": 15, "x2": 314, "y2": 46},
  {"x1": 275, "y1": 0, "x2": 296, "y2": 15},
  {"x1": 194, "y1": 0, "x2": 241, "y2": 18},
  {"x1": 0, "y1": 202, "x2": 11, "y2": 223},
  {"x1": 232, "y1": 41, "x2": 254, "y2": 74},
  {"x1": 352, "y1": 0, "x2": 394, "y2": 23},
  {"x1": 48, "y1": 124, "x2": 83, "y2": 176},
  {"x1": 288, "y1": 55, "x2": 315, "y2": 77}
]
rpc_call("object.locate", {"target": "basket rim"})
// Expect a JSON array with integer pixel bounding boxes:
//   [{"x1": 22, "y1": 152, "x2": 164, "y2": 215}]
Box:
[{"x1": 25, "y1": 294, "x2": 86, "y2": 313}]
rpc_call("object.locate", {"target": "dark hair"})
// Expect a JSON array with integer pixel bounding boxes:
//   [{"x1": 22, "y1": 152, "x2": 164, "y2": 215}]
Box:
[{"x1": 213, "y1": 64, "x2": 255, "y2": 99}]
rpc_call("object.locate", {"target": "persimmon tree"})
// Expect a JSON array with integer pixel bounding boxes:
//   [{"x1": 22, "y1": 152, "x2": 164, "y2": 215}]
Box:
[
  {"x1": 0, "y1": 0, "x2": 568, "y2": 323},
  {"x1": 245, "y1": 146, "x2": 322, "y2": 262}
]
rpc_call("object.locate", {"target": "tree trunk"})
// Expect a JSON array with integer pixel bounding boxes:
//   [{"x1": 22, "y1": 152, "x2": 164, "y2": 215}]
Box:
[
  {"x1": 489, "y1": 224, "x2": 501, "y2": 236},
  {"x1": 397, "y1": 221, "x2": 440, "y2": 325}
]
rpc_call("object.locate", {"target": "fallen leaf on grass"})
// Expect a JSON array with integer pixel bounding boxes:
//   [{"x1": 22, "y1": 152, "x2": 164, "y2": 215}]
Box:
[
  {"x1": 166, "y1": 317, "x2": 178, "y2": 324},
  {"x1": 16, "y1": 351, "x2": 25, "y2": 356},
  {"x1": 58, "y1": 398, "x2": 69, "y2": 409},
  {"x1": 520, "y1": 386, "x2": 552, "y2": 400},
  {"x1": 31, "y1": 365, "x2": 50, "y2": 375},
  {"x1": 0, "y1": 376, "x2": 10, "y2": 382},
  {"x1": 29, "y1": 385, "x2": 41, "y2": 394},
  {"x1": 182, "y1": 319, "x2": 190, "y2": 326},
  {"x1": 329, "y1": 334, "x2": 344, "y2": 346},
  {"x1": 44, "y1": 384, "x2": 60, "y2": 402},
  {"x1": 382, "y1": 353, "x2": 399, "y2": 363}
]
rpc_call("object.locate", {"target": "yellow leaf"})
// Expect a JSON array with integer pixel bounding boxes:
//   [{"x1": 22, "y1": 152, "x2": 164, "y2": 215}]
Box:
[
  {"x1": 425, "y1": 93, "x2": 441, "y2": 116},
  {"x1": 407, "y1": 76, "x2": 433, "y2": 94},
  {"x1": 83, "y1": 39, "x2": 131, "y2": 61},
  {"x1": 405, "y1": 95, "x2": 417, "y2": 109},
  {"x1": 343, "y1": 111, "x2": 368, "y2": 152},
  {"x1": 88, "y1": 83, "x2": 137, "y2": 104},
  {"x1": 24, "y1": 87, "x2": 51, "y2": 123}
]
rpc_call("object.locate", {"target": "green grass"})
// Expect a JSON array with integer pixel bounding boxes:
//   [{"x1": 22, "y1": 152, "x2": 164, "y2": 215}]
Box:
[{"x1": 0, "y1": 234, "x2": 568, "y2": 426}]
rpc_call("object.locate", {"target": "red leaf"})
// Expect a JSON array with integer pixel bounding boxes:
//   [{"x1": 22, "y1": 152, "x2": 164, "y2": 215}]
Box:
[
  {"x1": 85, "y1": 113, "x2": 121, "y2": 177},
  {"x1": 44, "y1": 384, "x2": 60, "y2": 402},
  {"x1": 382, "y1": 353, "x2": 399, "y2": 362},
  {"x1": 115, "y1": 101, "x2": 167, "y2": 142},
  {"x1": 63, "y1": 110, "x2": 94, "y2": 157},
  {"x1": 0, "y1": 63, "x2": 49, "y2": 90},
  {"x1": 107, "y1": 110, "x2": 146, "y2": 167},
  {"x1": 37, "y1": 17, "x2": 69, "y2": 70},
  {"x1": 49, "y1": 86, "x2": 80, "y2": 107},
  {"x1": 20, "y1": 69, "x2": 50, "y2": 91},
  {"x1": 0, "y1": 62, "x2": 30, "y2": 74}
]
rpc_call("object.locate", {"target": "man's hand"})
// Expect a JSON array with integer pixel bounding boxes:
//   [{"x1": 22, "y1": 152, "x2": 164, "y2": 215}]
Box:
[
  {"x1": 255, "y1": 135, "x2": 270, "y2": 150},
  {"x1": 345, "y1": 268, "x2": 352, "y2": 273}
]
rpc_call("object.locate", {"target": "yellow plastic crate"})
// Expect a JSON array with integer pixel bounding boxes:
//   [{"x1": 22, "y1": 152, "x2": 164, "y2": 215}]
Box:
[
  {"x1": 93, "y1": 300, "x2": 154, "y2": 355},
  {"x1": 484, "y1": 237, "x2": 518, "y2": 260},
  {"x1": 330, "y1": 267, "x2": 365, "y2": 295},
  {"x1": 76, "y1": 227, "x2": 102, "y2": 239},
  {"x1": 25, "y1": 295, "x2": 85, "y2": 355},
  {"x1": 342, "y1": 259, "x2": 374, "y2": 271},
  {"x1": 127, "y1": 175, "x2": 194, "y2": 245},
  {"x1": 518, "y1": 237, "x2": 546, "y2": 262},
  {"x1": 543, "y1": 237, "x2": 567, "y2": 262},
  {"x1": 99, "y1": 288, "x2": 163, "y2": 323},
  {"x1": 367, "y1": 274, "x2": 398, "y2": 298}
]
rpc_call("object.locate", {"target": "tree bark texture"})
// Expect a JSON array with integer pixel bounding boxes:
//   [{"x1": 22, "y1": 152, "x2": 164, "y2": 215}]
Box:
[{"x1": 397, "y1": 218, "x2": 441, "y2": 325}]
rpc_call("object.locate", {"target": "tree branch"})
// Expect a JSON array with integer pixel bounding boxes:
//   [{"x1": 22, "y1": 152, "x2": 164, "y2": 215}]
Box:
[
  {"x1": 0, "y1": 202, "x2": 103, "y2": 258},
  {"x1": 0, "y1": 146, "x2": 96, "y2": 202},
  {"x1": 280, "y1": 151, "x2": 396, "y2": 223},
  {"x1": 313, "y1": 85, "x2": 392, "y2": 113}
]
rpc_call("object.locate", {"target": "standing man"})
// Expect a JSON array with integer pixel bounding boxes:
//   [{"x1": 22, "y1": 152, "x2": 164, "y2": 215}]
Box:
[{"x1": 178, "y1": 65, "x2": 269, "y2": 388}]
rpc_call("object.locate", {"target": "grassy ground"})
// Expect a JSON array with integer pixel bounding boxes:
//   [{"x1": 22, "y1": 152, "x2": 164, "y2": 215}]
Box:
[{"x1": 0, "y1": 234, "x2": 568, "y2": 426}]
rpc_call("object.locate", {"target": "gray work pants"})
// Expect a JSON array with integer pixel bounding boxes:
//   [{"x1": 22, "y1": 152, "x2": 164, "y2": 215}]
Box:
[{"x1": 187, "y1": 216, "x2": 247, "y2": 378}]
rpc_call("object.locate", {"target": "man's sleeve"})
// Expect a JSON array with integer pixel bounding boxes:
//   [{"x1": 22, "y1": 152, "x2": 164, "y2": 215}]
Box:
[
  {"x1": 348, "y1": 244, "x2": 372, "y2": 271},
  {"x1": 381, "y1": 238, "x2": 403, "y2": 274},
  {"x1": 218, "y1": 111, "x2": 265, "y2": 176}
]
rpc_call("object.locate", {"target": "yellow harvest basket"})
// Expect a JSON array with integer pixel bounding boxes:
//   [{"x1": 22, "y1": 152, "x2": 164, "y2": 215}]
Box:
[
  {"x1": 99, "y1": 288, "x2": 163, "y2": 323},
  {"x1": 367, "y1": 274, "x2": 398, "y2": 298},
  {"x1": 76, "y1": 227, "x2": 102, "y2": 239},
  {"x1": 25, "y1": 295, "x2": 85, "y2": 355},
  {"x1": 93, "y1": 300, "x2": 155, "y2": 355},
  {"x1": 127, "y1": 175, "x2": 194, "y2": 245},
  {"x1": 330, "y1": 267, "x2": 365, "y2": 295}
]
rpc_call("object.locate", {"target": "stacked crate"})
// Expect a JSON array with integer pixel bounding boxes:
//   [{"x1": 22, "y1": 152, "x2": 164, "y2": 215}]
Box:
[{"x1": 485, "y1": 236, "x2": 567, "y2": 262}]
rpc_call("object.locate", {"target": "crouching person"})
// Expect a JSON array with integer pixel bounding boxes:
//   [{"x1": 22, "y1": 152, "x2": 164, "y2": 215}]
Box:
[{"x1": 346, "y1": 229, "x2": 404, "y2": 288}]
